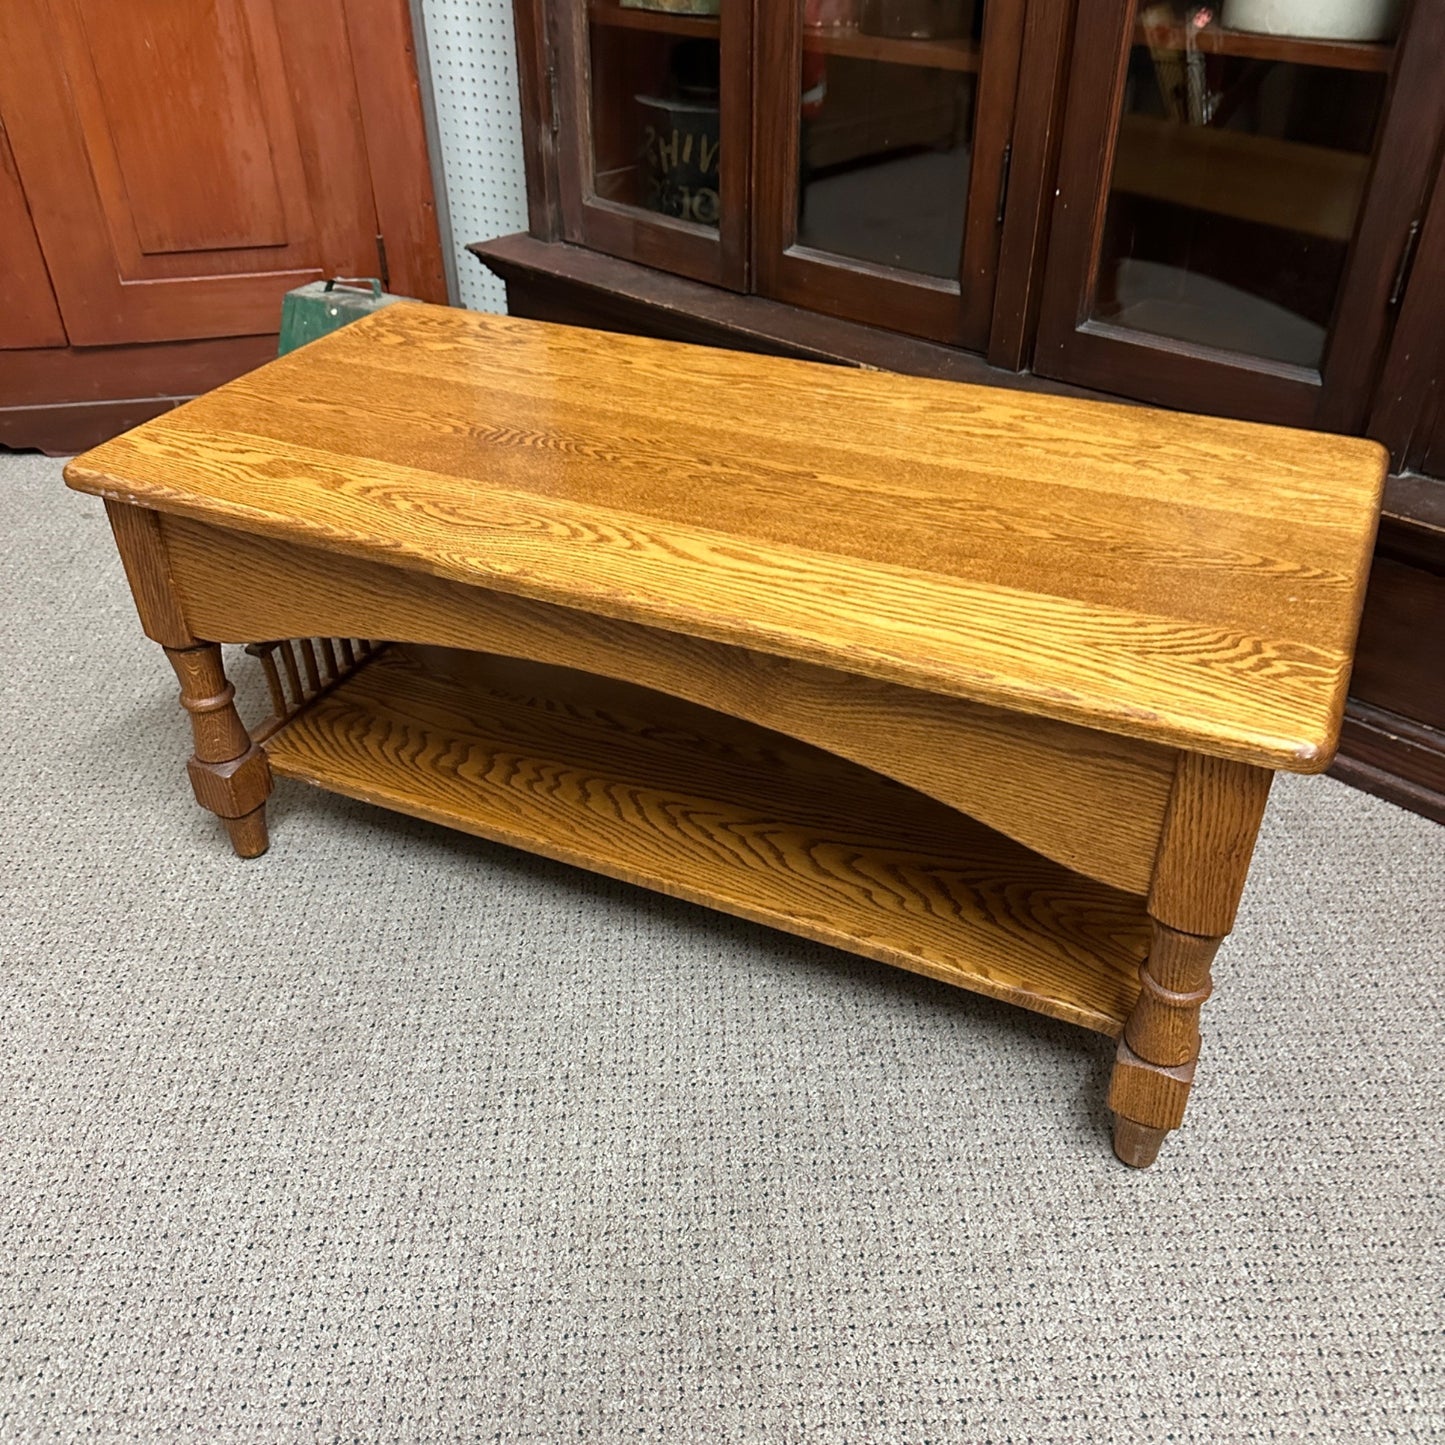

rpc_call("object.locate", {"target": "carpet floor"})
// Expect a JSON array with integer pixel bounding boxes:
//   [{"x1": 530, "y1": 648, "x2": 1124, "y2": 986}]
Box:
[{"x1": 1, "y1": 451, "x2": 1441, "y2": 1443}]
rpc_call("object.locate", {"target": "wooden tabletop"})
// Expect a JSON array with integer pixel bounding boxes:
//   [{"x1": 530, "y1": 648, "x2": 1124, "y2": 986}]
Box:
[{"x1": 66, "y1": 304, "x2": 1387, "y2": 772}]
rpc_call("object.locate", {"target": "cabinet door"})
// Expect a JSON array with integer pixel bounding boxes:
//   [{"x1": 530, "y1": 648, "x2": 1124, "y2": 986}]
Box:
[
  {"x1": 752, "y1": 0, "x2": 1026, "y2": 348},
  {"x1": 0, "y1": 116, "x2": 66, "y2": 350},
  {"x1": 552, "y1": 0, "x2": 750, "y2": 289},
  {"x1": 1034, "y1": 0, "x2": 1445, "y2": 429},
  {"x1": 0, "y1": 0, "x2": 380, "y2": 346},
  {"x1": 1370, "y1": 146, "x2": 1445, "y2": 474}
]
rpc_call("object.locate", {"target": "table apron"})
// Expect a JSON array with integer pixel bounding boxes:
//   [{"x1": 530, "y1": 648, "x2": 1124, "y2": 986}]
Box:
[{"x1": 160, "y1": 512, "x2": 1179, "y2": 896}]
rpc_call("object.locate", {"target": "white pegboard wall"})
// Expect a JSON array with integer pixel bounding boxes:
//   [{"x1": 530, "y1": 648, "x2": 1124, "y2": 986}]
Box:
[{"x1": 417, "y1": 0, "x2": 530, "y2": 312}]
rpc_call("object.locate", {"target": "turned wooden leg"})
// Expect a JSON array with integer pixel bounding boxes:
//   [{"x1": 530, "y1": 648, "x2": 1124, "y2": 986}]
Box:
[
  {"x1": 165, "y1": 643, "x2": 273, "y2": 858},
  {"x1": 1108, "y1": 919, "x2": 1220, "y2": 1167},
  {"x1": 1107, "y1": 751, "x2": 1273, "y2": 1167}
]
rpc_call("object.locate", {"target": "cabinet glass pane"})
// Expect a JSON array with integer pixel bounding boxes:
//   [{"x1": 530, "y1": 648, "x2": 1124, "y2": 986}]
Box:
[
  {"x1": 1092, "y1": 2, "x2": 1393, "y2": 369},
  {"x1": 589, "y1": 12, "x2": 721, "y2": 230},
  {"x1": 796, "y1": 0, "x2": 984, "y2": 278}
]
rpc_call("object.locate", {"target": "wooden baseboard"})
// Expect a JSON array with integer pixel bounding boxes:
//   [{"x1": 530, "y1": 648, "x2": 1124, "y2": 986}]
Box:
[
  {"x1": 1, "y1": 397, "x2": 191, "y2": 456},
  {"x1": 0, "y1": 334, "x2": 278, "y2": 454},
  {"x1": 1332, "y1": 702, "x2": 1445, "y2": 825},
  {"x1": 470, "y1": 233, "x2": 1109, "y2": 400}
]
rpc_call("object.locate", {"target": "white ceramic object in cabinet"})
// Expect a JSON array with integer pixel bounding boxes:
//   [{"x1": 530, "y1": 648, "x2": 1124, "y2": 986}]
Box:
[{"x1": 1221, "y1": 0, "x2": 1403, "y2": 41}]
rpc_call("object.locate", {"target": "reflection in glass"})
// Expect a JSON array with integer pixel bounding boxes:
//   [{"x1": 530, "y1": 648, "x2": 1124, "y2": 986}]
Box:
[
  {"x1": 589, "y1": 28, "x2": 721, "y2": 229},
  {"x1": 1093, "y1": 2, "x2": 1390, "y2": 369},
  {"x1": 796, "y1": 0, "x2": 983, "y2": 278}
]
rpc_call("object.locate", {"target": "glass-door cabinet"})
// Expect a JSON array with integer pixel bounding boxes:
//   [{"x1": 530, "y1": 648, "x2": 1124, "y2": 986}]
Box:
[
  {"x1": 1034, "y1": 0, "x2": 1445, "y2": 429},
  {"x1": 551, "y1": 0, "x2": 752, "y2": 288},
  {"x1": 752, "y1": 0, "x2": 1026, "y2": 348},
  {"x1": 547, "y1": 0, "x2": 1028, "y2": 345},
  {"x1": 527, "y1": 0, "x2": 1445, "y2": 429}
]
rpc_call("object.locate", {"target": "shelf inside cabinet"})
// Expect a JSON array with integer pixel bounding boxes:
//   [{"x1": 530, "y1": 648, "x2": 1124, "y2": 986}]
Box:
[
  {"x1": 802, "y1": 27, "x2": 982, "y2": 72},
  {"x1": 265, "y1": 645, "x2": 1149, "y2": 1036},
  {"x1": 1112, "y1": 112, "x2": 1371, "y2": 242},
  {"x1": 589, "y1": 1, "x2": 719, "y2": 37},
  {"x1": 1132, "y1": 21, "x2": 1393, "y2": 73}
]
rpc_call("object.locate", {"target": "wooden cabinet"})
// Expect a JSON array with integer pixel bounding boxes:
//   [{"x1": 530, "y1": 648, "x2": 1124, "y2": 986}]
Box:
[
  {"x1": 1033, "y1": 0, "x2": 1445, "y2": 431},
  {"x1": 752, "y1": 0, "x2": 1025, "y2": 348},
  {"x1": 0, "y1": 0, "x2": 446, "y2": 452},
  {"x1": 493, "y1": 0, "x2": 1445, "y2": 436}
]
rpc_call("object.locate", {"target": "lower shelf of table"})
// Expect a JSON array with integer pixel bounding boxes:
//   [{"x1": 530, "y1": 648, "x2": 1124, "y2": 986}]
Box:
[{"x1": 262, "y1": 644, "x2": 1150, "y2": 1036}]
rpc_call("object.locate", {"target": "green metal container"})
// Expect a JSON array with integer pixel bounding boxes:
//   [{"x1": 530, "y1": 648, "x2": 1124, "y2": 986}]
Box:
[{"x1": 277, "y1": 278, "x2": 408, "y2": 356}]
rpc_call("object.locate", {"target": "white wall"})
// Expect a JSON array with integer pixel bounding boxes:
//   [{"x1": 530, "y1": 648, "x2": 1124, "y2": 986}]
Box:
[{"x1": 415, "y1": 0, "x2": 531, "y2": 312}]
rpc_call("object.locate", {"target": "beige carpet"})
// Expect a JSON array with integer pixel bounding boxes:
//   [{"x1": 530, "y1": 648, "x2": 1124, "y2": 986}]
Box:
[{"x1": 2, "y1": 451, "x2": 1441, "y2": 1443}]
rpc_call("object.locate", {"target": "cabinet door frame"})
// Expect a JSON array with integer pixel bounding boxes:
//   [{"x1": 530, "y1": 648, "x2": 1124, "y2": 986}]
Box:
[
  {"x1": 1033, "y1": 0, "x2": 1445, "y2": 430},
  {"x1": 552, "y1": 0, "x2": 751, "y2": 291},
  {"x1": 1369, "y1": 131, "x2": 1445, "y2": 473},
  {"x1": 751, "y1": 0, "x2": 1026, "y2": 350}
]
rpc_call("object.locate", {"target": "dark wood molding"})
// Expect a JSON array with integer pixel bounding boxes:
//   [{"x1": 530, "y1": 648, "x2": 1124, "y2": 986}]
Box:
[
  {"x1": 511, "y1": 0, "x2": 561, "y2": 240},
  {"x1": 1335, "y1": 469, "x2": 1445, "y2": 822},
  {"x1": 987, "y1": 0, "x2": 1077, "y2": 370},
  {"x1": 1383, "y1": 471, "x2": 1445, "y2": 530},
  {"x1": 1316, "y1": 0, "x2": 1445, "y2": 432},
  {"x1": 1333, "y1": 702, "x2": 1445, "y2": 826},
  {"x1": 1369, "y1": 151, "x2": 1445, "y2": 473},
  {"x1": 471, "y1": 232, "x2": 1106, "y2": 397}
]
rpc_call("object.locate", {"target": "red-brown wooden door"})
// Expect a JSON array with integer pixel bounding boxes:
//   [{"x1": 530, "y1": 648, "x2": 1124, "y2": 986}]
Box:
[
  {"x1": 0, "y1": 0, "x2": 382, "y2": 346},
  {"x1": 0, "y1": 118, "x2": 66, "y2": 350}
]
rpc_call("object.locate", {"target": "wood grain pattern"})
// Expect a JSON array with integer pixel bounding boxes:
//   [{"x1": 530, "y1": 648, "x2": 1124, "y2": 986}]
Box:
[
  {"x1": 162, "y1": 514, "x2": 1176, "y2": 892},
  {"x1": 1124, "y1": 920, "x2": 1218, "y2": 1069},
  {"x1": 0, "y1": 120, "x2": 66, "y2": 350},
  {"x1": 264, "y1": 645, "x2": 1152, "y2": 1033},
  {"x1": 165, "y1": 642, "x2": 272, "y2": 858},
  {"x1": 65, "y1": 306, "x2": 1386, "y2": 772},
  {"x1": 1149, "y1": 752, "x2": 1274, "y2": 937},
  {"x1": 103, "y1": 500, "x2": 194, "y2": 648},
  {"x1": 75, "y1": 0, "x2": 289, "y2": 254}
]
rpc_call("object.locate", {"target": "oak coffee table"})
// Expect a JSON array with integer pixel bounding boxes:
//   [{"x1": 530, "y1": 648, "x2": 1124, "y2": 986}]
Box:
[{"x1": 66, "y1": 305, "x2": 1387, "y2": 1167}]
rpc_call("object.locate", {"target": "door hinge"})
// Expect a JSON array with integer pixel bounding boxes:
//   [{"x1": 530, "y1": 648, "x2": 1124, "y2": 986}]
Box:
[
  {"x1": 994, "y1": 142, "x2": 1013, "y2": 227},
  {"x1": 374, "y1": 232, "x2": 391, "y2": 291},
  {"x1": 1388, "y1": 218, "x2": 1421, "y2": 309},
  {"x1": 547, "y1": 62, "x2": 560, "y2": 136}
]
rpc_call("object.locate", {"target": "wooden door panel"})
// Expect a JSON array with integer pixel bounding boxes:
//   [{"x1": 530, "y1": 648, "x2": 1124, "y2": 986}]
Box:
[
  {"x1": 0, "y1": 0, "x2": 377, "y2": 345},
  {"x1": 0, "y1": 117, "x2": 66, "y2": 350},
  {"x1": 752, "y1": 0, "x2": 1026, "y2": 350},
  {"x1": 76, "y1": 0, "x2": 289, "y2": 254}
]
